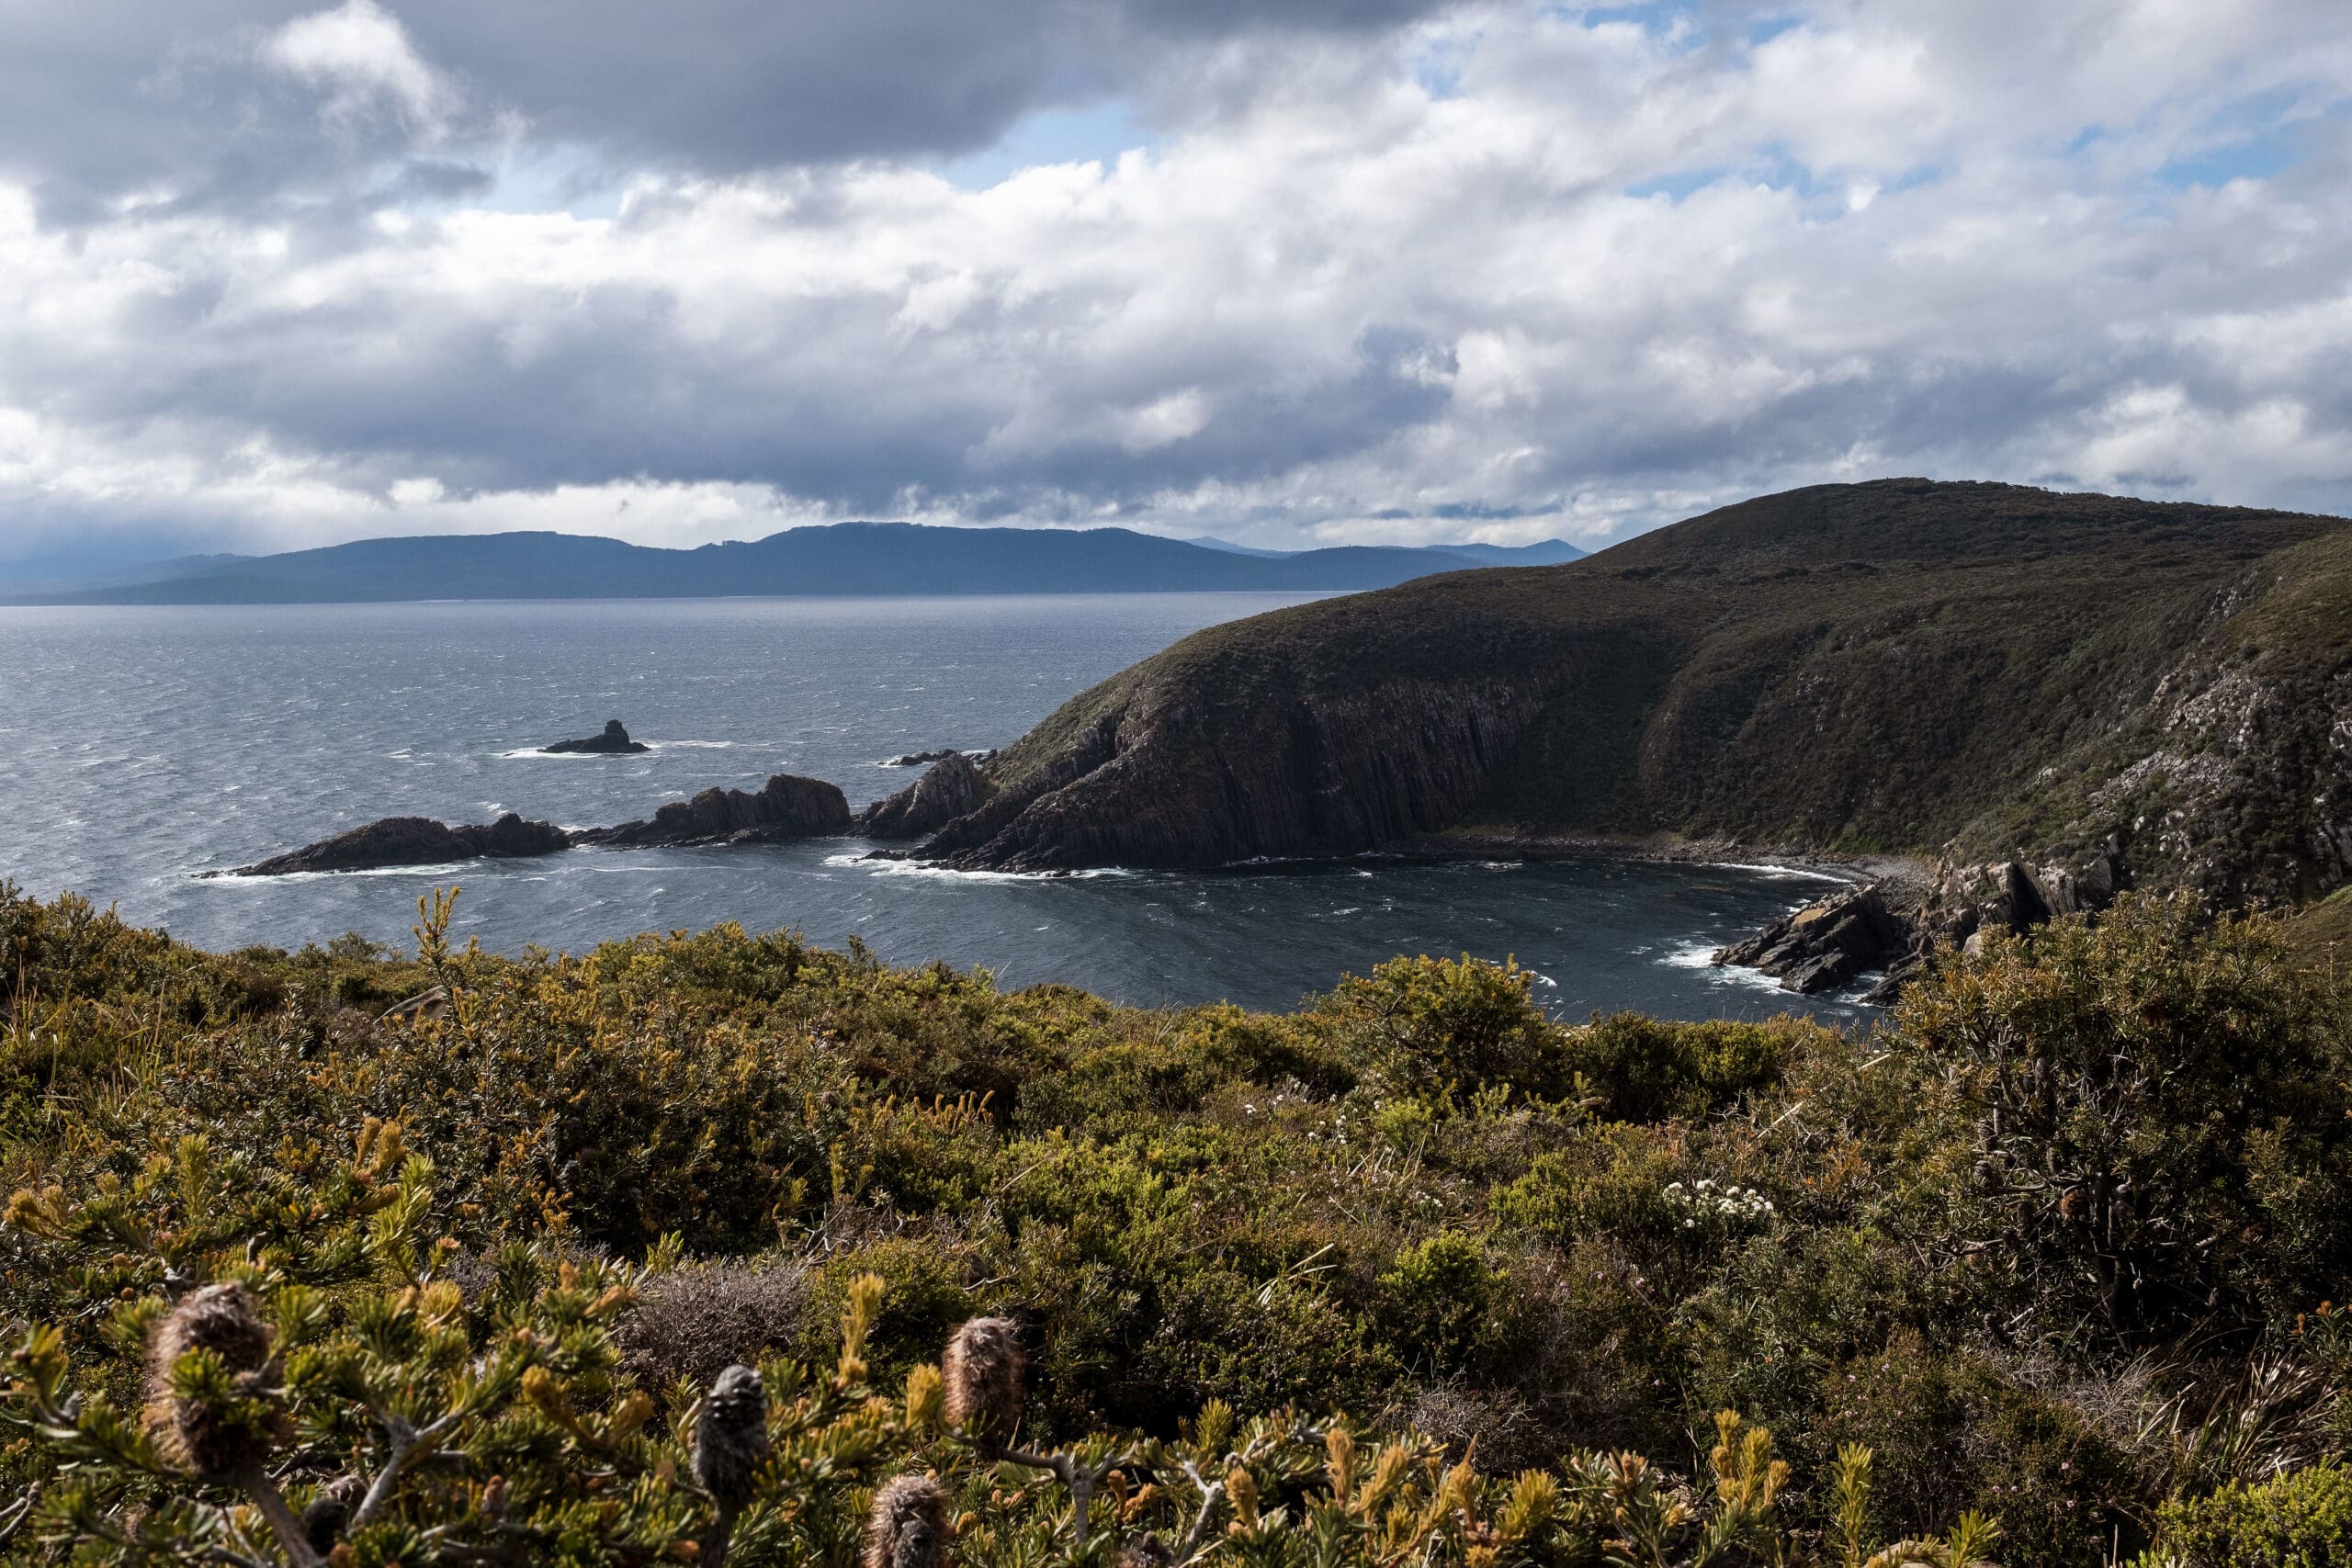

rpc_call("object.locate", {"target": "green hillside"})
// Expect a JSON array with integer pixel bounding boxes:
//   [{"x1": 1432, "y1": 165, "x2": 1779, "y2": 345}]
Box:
[{"x1": 922, "y1": 480, "x2": 2352, "y2": 908}]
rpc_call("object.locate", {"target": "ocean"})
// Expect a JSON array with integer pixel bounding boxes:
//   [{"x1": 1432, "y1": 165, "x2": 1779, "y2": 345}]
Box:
[{"x1": 0, "y1": 594, "x2": 1869, "y2": 1021}]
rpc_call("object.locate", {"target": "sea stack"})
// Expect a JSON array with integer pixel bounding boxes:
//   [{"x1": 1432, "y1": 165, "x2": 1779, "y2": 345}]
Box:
[{"x1": 544, "y1": 719, "x2": 650, "y2": 754}]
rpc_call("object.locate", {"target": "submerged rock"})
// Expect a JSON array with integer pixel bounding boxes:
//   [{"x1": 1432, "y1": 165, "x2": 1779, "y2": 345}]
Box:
[
  {"x1": 860, "y1": 752, "x2": 985, "y2": 839},
  {"x1": 544, "y1": 719, "x2": 650, "y2": 754},
  {"x1": 578, "y1": 772, "x2": 852, "y2": 847},
  {"x1": 230, "y1": 812, "x2": 570, "y2": 876}
]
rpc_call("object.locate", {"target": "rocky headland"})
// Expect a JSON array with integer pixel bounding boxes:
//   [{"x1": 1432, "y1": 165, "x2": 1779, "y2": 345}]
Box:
[
  {"x1": 837, "y1": 479, "x2": 2352, "y2": 996},
  {"x1": 542, "y1": 719, "x2": 650, "y2": 754},
  {"x1": 232, "y1": 772, "x2": 852, "y2": 874}
]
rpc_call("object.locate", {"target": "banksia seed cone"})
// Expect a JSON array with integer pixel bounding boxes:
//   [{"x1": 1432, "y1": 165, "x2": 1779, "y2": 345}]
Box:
[
  {"x1": 864, "y1": 1474, "x2": 950, "y2": 1568},
  {"x1": 301, "y1": 1474, "x2": 368, "y2": 1554},
  {"x1": 942, "y1": 1316, "x2": 1023, "y2": 1459},
  {"x1": 146, "y1": 1281, "x2": 277, "y2": 1476},
  {"x1": 1119, "y1": 1536, "x2": 1173, "y2": 1568},
  {"x1": 694, "y1": 1364, "x2": 772, "y2": 1508}
]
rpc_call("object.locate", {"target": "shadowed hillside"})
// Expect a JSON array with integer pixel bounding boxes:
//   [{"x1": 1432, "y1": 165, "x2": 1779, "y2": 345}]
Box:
[{"x1": 910, "y1": 479, "x2": 2352, "y2": 906}]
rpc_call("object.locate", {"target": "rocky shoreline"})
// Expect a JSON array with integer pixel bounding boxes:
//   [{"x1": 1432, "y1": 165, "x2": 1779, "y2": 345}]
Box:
[
  {"x1": 1710, "y1": 844, "x2": 2130, "y2": 1005},
  {"x1": 219, "y1": 747, "x2": 2129, "y2": 1017}
]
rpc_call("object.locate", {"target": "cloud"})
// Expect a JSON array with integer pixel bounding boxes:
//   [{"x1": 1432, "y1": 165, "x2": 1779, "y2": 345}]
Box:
[
  {"x1": 0, "y1": 0, "x2": 2348, "y2": 558},
  {"x1": 261, "y1": 0, "x2": 457, "y2": 141}
]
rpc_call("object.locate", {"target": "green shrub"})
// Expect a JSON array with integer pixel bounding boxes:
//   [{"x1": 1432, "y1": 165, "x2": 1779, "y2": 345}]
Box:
[
  {"x1": 1901, "y1": 894, "x2": 2352, "y2": 1344},
  {"x1": 1559, "y1": 1012, "x2": 1817, "y2": 1121},
  {"x1": 2154, "y1": 1465, "x2": 2352, "y2": 1566}
]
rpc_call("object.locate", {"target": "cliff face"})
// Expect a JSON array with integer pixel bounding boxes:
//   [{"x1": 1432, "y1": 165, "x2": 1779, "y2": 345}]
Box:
[
  {"x1": 860, "y1": 752, "x2": 984, "y2": 840},
  {"x1": 924, "y1": 674, "x2": 1555, "y2": 871},
  {"x1": 906, "y1": 480, "x2": 2352, "y2": 906}
]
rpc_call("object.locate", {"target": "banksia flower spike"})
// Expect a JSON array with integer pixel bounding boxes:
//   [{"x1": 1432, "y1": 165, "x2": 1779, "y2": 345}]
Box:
[
  {"x1": 694, "y1": 1364, "x2": 772, "y2": 1509},
  {"x1": 864, "y1": 1473, "x2": 951, "y2": 1568},
  {"x1": 146, "y1": 1281, "x2": 277, "y2": 1478},
  {"x1": 942, "y1": 1316, "x2": 1024, "y2": 1460}
]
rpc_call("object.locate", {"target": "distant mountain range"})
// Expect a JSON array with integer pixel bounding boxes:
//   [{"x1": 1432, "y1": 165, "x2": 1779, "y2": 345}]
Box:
[{"x1": 4, "y1": 525, "x2": 1584, "y2": 604}]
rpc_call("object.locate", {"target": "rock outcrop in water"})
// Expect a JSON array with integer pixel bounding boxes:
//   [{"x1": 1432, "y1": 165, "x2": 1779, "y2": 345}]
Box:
[
  {"x1": 1713, "y1": 847, "x2": 2132, "y2": 1003},
  {"x1": 232, "y1": 771, "x2": 854, "y2": 874},
  {"x1": 543, "y1": 719, "x2": 650, "y2": 754},
  {"x1": 860, "y1": 752, "x2": 985, "y2": 839},
  {"x1": 576, "y1": 772, "x2": 852, "y2": 847},
  {"x1": 229, "y1": 813, "x2": 569, "y2": 875}
]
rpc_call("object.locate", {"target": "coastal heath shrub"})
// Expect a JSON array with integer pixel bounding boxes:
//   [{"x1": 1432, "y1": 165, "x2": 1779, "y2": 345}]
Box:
[
  {"x1": 1375, "y1": 1231, "x2": 1501, "y2": 1370},
  {"x1": 1558, "y1": 1012, "x2": 1820, "y2": 1122},
  {"x1": 2148, "y1": 1464, "x2": 2352, "y2": 1566},
  {"x1": 0, "y1": 1113, "x2": 2010, "y2": 1568},
  {"x1": 1903, "y1": 893, "x2": 2352, "y2": 1344},
  {"x1": 1306, "y1": 954, "x2": 1568, "y2": 1099}
]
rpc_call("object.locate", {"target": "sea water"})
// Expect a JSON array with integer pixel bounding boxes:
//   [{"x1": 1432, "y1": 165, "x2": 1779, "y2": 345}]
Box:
[{"x1": 0, "y1": 595, "x2": 1868, "y2": 1020}]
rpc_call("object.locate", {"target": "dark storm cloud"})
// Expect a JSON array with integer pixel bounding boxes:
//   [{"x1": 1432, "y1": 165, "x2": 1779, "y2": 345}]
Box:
[
  {"x1": 1, "y1": 0, "x2": 2349, "y2": 556},
  {"x1": 0, "y1": 0, "x2": 1467, "y2": 217}
]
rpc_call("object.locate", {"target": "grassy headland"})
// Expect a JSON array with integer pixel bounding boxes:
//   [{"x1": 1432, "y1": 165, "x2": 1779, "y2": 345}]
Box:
[
  {"x1": 925, "y1": 480, "x2": 2352, "y2": 908},
  {"x1": 2, "y1": 884, "x2": 2348, "y2": 1564}
]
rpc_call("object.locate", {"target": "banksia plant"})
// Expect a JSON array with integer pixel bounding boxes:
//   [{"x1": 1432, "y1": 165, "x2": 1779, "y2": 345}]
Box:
[
  {"x1": 906, "y1": 1361, "x2": 946, "y2": 1435},
  {"x1": 145, "y1": 1281, "x2": 277, "y2": 1479},
  {"x1": 865, "y1": 1472, "x2": 951, "y2": 1568},
  {"x1": 943, "y1": 1316, "x2": 1024, "y2": 1460},
  {"x1": 300, "y1": 1473, "x2": 368, "y2": 1556},
  {"x1": 695, "y1": 1363, "x2": 773, "y2": 1508}
]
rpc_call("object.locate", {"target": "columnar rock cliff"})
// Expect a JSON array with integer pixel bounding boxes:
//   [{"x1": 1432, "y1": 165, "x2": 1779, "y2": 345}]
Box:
[
  {"x1": 903, "y1": 480, "x2": 2352, "y2": 910},
  {"x1": 860, "y1": 752, "x2": 984, "y2": 840}
]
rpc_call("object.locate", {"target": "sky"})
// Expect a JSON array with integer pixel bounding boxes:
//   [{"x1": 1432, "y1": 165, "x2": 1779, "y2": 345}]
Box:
[{"x1": 2, "y1": 0, "x2": 2349, "y2": 559}]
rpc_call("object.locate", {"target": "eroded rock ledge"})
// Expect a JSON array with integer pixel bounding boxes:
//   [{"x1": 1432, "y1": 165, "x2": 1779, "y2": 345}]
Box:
[
  {"x1": 575, "y1": 773, "x2": 851, "y2": 847},
  {"x1": 1714, "y1": 846, "x2": 2129, "y2": 1004},
  {"x1": 859, "y1": 752, "x2": 983, "y2": 839},
  {"x1": 228, "y1": 813, "x2": 570, "y2": 876}
]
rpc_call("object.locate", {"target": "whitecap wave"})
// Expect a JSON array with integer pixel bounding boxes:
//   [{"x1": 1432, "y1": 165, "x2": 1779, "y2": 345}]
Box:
[
  {"x1": 1658, "y1": 939, "x2": 1793, "y2": 994},
  {"x1": 1702, "y1": 861, "x2": 1855, "y2": 884},
  {"x1": 821, "y1": 852, "x2": 1138, "y2": 883},
  {"x1": 198, "y1": 861, "x2": 479, "y2": 885}
]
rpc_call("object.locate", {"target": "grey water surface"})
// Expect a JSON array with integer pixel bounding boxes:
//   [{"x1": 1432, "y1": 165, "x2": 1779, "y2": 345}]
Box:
[{"x1": 0, "y1": 594, "x2": 1865, "y2": 1020}]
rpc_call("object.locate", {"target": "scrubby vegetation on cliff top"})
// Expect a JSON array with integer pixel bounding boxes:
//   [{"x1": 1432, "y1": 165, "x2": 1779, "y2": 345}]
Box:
[
  {"x1": 2, "y1": 882, "x2": 2350, "y2": 1563},
  {"x1": 925, "y1": 479, "x2": 2352, "y2": 905}
]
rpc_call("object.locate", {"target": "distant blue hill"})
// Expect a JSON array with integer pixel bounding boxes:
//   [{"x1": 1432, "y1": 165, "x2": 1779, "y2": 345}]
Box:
[
  {"x1": 1188, "y1": 535, "x2": 1585, "y2": 567},
  {"x1": 20, "y1": 523, "x2": 1589, "y2": 605}
]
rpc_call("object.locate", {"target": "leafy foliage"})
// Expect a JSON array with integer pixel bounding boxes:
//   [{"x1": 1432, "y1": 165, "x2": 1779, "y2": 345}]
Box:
[{"x1": 1, "y1": 882, "x2": 2349, "y2": 1565}]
